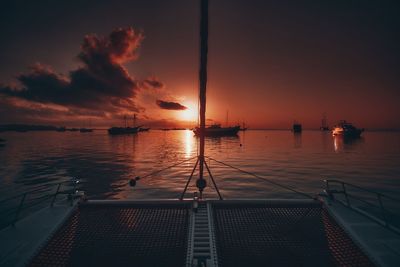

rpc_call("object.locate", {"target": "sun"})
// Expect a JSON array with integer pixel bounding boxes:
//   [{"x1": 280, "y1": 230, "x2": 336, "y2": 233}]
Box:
[{"x1": 179, "y1": 102, "x2": 198, "y2": 122}]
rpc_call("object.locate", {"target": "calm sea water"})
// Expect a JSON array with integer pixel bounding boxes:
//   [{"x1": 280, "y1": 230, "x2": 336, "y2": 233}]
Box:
[
  {"x1": 1, "y1": 129, "x2": 399, "y2": 200},
  {"x1": 1, "y1": 129, "x2": 400, "y2": 227}
]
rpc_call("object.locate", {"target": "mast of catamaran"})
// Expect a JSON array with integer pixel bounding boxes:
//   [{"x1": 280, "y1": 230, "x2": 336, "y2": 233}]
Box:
[
  {"x1": 197, "y1": 0, "x2": 208, "y2": 198},
  {"x1": 180, "y1": 0, "x2": 222, "y2": 200}
]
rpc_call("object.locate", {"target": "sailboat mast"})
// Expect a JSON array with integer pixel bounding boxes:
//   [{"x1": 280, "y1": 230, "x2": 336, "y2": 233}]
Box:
[
  {"x1": 322, "y1": 113, "x2": 327, "y2": 128},
  {"x1": 198, "y1": 0, "x2": 208, "y2": 185}
]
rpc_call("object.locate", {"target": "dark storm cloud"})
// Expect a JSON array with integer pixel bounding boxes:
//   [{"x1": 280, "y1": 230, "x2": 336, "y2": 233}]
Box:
[
  {"x1": 0, "y1": 27, "x2": 160, "y2": 115},
  {"x1": 156, "y1": 100, "x2": 187, "y2": 110}
]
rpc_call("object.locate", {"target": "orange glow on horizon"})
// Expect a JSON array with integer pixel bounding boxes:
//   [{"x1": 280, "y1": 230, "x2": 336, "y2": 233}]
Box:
[{"x1": 179, "y1": 101, "x2": 198, "y2": 122}]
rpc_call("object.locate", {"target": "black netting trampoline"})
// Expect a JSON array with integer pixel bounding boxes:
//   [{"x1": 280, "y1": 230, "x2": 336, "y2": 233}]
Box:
[
  {"x1": 212, "y1": 201, "x2": 374, "y2": 267},
  {"x1": 29, "y1": 202, "x2": 190, "y2": 267}
]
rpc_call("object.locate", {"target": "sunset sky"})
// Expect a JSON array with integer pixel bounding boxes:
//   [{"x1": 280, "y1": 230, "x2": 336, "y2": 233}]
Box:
[{"x1": 0, "y1": 0, "x2": 399, "y2": 129}]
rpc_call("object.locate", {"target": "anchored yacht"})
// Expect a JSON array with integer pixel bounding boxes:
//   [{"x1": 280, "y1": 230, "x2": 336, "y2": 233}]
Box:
[{"x1": 332, "y1": 120, "x2": 364, "y2": 137}]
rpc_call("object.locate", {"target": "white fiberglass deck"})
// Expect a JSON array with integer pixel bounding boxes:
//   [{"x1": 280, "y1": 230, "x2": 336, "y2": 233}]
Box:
[{"x1": 324, "y1": 199, "x2": 400, "y2": 267}]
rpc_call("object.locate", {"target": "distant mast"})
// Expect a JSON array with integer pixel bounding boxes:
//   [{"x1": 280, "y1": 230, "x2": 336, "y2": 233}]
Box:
[{"x1": 320, "y1": 113, "x2": 329, "y2": 131}]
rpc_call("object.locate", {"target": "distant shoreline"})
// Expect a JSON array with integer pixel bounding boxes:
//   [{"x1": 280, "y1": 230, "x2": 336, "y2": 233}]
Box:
[
  {"x1": 1, "y1": 124, "x2": 399, "y2": 133},
  {"x1": 0, "y1": 124, "x2": 94, "y2": 132},
  {"x1": 0, "y1": 124, "x2": 59, "y2": 132}
]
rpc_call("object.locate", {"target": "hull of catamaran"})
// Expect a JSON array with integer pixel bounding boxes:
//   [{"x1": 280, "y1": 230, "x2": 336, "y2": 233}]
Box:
[{"x1": 1, "y1": 192, "x2": 399, "y2": 267}]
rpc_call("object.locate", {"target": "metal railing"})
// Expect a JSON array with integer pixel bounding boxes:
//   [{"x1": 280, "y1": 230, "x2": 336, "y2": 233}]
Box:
[
  {"x1": 0, "y1": 179, "x2": 83, "y2": 228},
  {"x1": 324, "y1": 179, "x2": 400, "y2": 233}
]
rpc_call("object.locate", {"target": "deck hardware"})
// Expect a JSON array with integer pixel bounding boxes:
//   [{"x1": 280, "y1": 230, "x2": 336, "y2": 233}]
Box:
[
  {"x1": 193, "y1": 192, "x2": 199, "y2": 212},
  {"x1": 187, "y1": 201, "x2": 217, "y2": 267},
  {"x1": 196, "y1": 177, "x2": 207, "y2": 192},
  {"x1": 129, "y1": 179, "x2": 136, "y2": 187}
]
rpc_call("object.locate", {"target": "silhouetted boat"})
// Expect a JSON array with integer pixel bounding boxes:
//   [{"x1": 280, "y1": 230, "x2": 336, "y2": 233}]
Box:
[
  {"x1": 108, "y1": 114, "x2": 142, "y2": 135},
  {"x1": 332, "y1": 120, "x2": 364, "y2": 137},
  {"x1": 79, "y1": 128, "x2": 93, "y2": 133},
  {"x1": 68, "y1": 128, "x2": 79, "y2": 132},
  {"x1": 292, "y1": 122, "x2": 302, "y2": 133},
  {"x1": 56, "y1": 127, "x2": 66, "y2": 132},
  {"x1": 193, "y1": 124, "x2": 240, "y2": 137},
  {"x1": 80, "y1": 119, "x2": 93, "y2": 133},
  {"x1": 108, "y1": 126, "x2": 140, "y2": 135},
  {"x1": 139, "y1": 127, "x2": 150, "y2": 132}
]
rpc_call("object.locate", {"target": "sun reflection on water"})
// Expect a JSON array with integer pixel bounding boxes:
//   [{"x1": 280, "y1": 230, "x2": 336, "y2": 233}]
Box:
[{"x1": 184, "y1": 129, "x2": 194, "y2": 158}]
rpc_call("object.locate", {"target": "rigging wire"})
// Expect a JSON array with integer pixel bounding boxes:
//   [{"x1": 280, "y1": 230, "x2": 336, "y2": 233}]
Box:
[
  {"x1": 135, "y1": 156, "x2": 198, "y2": 181},
  {"x1": 206, "y1": 156, "x2": 315, "y2": 199},
  {"x1": 132, "y1": 155, "x2": 314, "y2": 200}
]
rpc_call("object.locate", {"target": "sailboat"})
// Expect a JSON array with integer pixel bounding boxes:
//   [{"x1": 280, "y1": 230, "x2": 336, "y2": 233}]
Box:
[
  {"x1": 108, "y1": 114, "x2": 141, "y2": 135},
  {"x1": 193, "y1": 124, "x2": 240, "y2": 136},
  {"x1": 194, "y1": 110, "x2": 240, "y2": 136},
  {"x1": 292, "y1": 120, "x2": 302, "y2": 133},
  {"x1": 320, "y1": 113, "x2": 330, "y2": 131},
  {"x1": 79, "y1": 120, "x2": 93, "y2": 132},
  {"x1": 79, "y1": 128, "x2": 93, "y2": 133}
]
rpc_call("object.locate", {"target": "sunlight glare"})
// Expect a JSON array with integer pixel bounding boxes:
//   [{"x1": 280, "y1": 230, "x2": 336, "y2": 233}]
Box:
[{"x1": 180, "y1": 102, "x2": 197, "y2": 122}]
